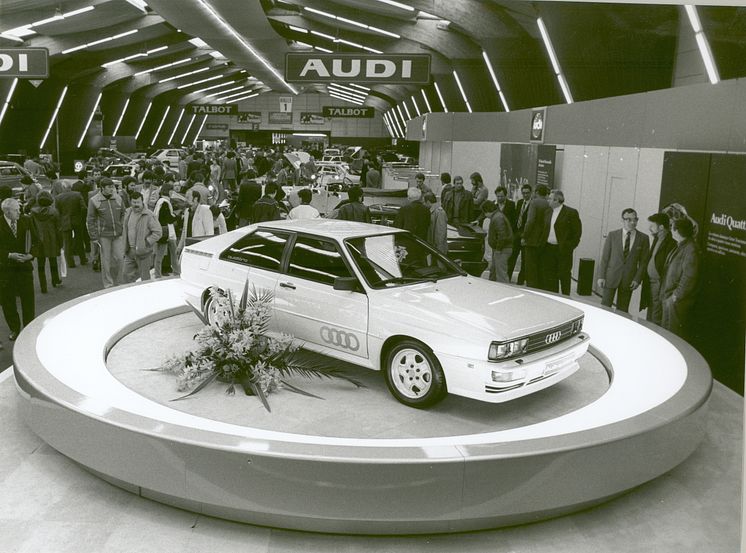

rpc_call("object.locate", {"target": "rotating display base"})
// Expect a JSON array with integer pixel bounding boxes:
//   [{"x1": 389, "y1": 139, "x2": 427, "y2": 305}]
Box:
[{"x1": 13, "y1": 280, "x2": 712, "y2": 534}]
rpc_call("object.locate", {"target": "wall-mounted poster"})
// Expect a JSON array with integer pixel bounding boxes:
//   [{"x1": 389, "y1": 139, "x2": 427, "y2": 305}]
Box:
[
  {"x1": 300, "y1": 112, "x2": 325, "y2": 125},
  {"x1": 268, "y1": 111, "x2": 293, "y2": 124},
  {"x1": 530, "y1": 107, "x2": 547, "y2": 143},
  {"x1": 499, "y1": 143, "x2": 556, "y2": 200},
  {"x1": 237, "y1": 111, "x2": 261, "y2": 124}
]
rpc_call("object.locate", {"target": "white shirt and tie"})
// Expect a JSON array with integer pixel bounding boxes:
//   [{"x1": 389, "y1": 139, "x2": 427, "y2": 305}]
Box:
[
  {"x1": 546, "y1": 205, "x2": 563, "y2": 245},
  {"x1": 622, "y1": 229, "x2": 636, "y2": 257}
]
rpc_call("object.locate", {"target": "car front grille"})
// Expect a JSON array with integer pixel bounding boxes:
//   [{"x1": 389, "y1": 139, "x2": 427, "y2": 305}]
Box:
[{"x1": 523, "y1": 317, "x2": 583, "y2": 355}]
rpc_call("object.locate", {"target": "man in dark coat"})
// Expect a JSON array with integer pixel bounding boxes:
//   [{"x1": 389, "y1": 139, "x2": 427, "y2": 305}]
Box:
[
  {"x1": 660, "y1": 217, "x2": 699, "y2": 338},
  {"x1": 441, "y1": 175, "x2": 473, "y2": 225},
  {"x1": 0, "y1": 198, "x2": 38, "y2": 340},
  {"x1": 541, "y1": 189, "x2": 582, "y2": 295},
  {"x1": 641, "y1": 212, "x2": 677, "y2": 325},
  {"x1": 521, "y1": 184, "x2": 551, "y2": 289},
  {"x1": 394, "y1": 187, "x2": 431, "y2": 241},
  {"x1": 337, "y1": 186, "x2": 371, "y2": 223},
  {"x1": 237, "y1": 179, "x2": 263, "y2": 226},
  {"x1": 251, "y1": 182, "x2": 281, "y2": 223},
  {"x1": 508, "y1": 184, "x2": 532, "y2": 284},
  {"x1": 55, "y1": 180, "x2": 88, "y2": 267}
]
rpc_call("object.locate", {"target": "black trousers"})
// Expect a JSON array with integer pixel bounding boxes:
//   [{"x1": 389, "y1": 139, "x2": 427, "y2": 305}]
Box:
[
  {"x1": 62, "y1": 226, "x2": 88, "y2": 265},
  {"x1": 507, "y1": 235, "x2": 523, "y2": 283},
  {"x1": 524, "y1": 245, "x2": 544, "y2": 289},
  {"x1": 37, "y1": 256, "x2": 60, "y2": 292},
  {"x1": 1, "y1": 271, "x2": 35, "y2": 334}
]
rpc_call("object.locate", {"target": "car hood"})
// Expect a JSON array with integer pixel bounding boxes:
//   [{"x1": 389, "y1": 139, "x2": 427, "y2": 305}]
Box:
[{"x1": 375, "y1": 276, "x2": 582, "y2": 341}]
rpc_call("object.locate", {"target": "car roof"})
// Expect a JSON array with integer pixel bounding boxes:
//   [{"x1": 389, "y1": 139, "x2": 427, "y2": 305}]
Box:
[{"x1": 258, "y1": 218, "x2": 402, "y2": 239}]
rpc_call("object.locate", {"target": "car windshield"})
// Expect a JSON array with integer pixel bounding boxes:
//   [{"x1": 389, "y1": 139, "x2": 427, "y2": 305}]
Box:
[{"x1": 345, "y1": 232, "x2": 464, "y2": 289}]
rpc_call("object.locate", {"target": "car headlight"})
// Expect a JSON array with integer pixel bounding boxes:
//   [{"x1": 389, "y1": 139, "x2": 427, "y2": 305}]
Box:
[{"x1": 488, "y1": 338, "x2": 528, "y2": 361}]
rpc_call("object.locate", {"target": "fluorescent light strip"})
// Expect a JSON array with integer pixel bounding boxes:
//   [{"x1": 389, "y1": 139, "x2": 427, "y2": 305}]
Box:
[
  {"x1": 328, "y1": 89, "x2": 366, "y2": 103},
  {"x1": 303, "y1": 6, "x2": 400, "y2": 39},
  {"x1": 150, "y1": 105, "x2": 171, "y2": 146},
  {"x1": 382, "y1": 114, "x2": 395, "y2": 138},
  {"x1": 190, "y1": 80, "x2": 240, "y2": 95},
  {"x1": 181, "y1": 113, "x2": 196, "y2": 143},
  {"x1": 220, "y1": 92, "x2": 258, "y2": 103},
  {"x1": 0, "y1": 33, "x2": 24, "y2": 43},
  {"x1": 214, "y1": 88, "x2": 258, "y2": 101},
  {"x1": 204, "y1": 85, "x2": 244, "y2": 98},
  {"x1": 188, "y1": 37, "x2": 208, "y2": 47},
  {"x1": 411, "y1": 95, "x2": 421, "y2": 117},
  {"x1": 39, "y1": 85, "x2": 67, "y2": 149},
  {"x1": 295, "y1": 26, "x2": 383, "y2": 55},
  {"x1": 433, "y1": 81, "x2": 448, "y2": 112},
  {"x1": 112, "y1": 98, "x2": 130, "y2": 137},
  {"x1": 385, "y1": 112, "x2": 400, "y2": 138},
  {"x1": 363, "y1": 46, "x2": 384, "y2": 54},
  {"x1": 328, "y1": 92, "x2": 364, "y2": 106},
  {"x1": 348, "y1": 83, "x2": 370, "y2": 91},
  {"x1": 134, "y1": 101, "x2": 152, "y2": 139},
  {"x1": 62, "y1": 29, "x2": 138, "y2": 55},
  {"x1": 193, "y1": 115, "x2": 208, "y2": 144},
  {"x1": 125, "y1": 0, "x2": 148, "y2": 13},
  {"x1": 77, "y1": 92, "x2": 102, "y2": 148},
  {"x1": 373, "y1": 0, "x2": 414, "y2": 11},
  {"x1": 310, "y1": 30, "x2": 335, "y2": 40},
  {"x1": 686, "y1": 5, "x2": 720, "y2": 84},
  {"x1": 133, "y1": 57, "x2": 191, "y2": 77},
  {"x1": 390, "y1": 109, "x2": 406, "y2": 137},
  {"x1": 160, "y1": 66, "x2": 210, "y2": 83},
  {"x1": 102, "y1": 45, "x2": 168, "y2": 68},
  {"x1": 33, "y1": 5, "x2": 94, "y2": 27},
  {"x1": 328, "y1": 82, "x2": 366, "y2": 93},
  {"x1": 0, "y1": 78, "x2": 18, "y2": 128},
  {"x1": 195, "y1": 0, "x2": 297, "y2": 94},
  {"x1": 2, "y1": 26, "x2": 35, "y2": 39},
  {"x1": 327, "y1": 84, "x2": 367, "y2": 99},
  {"x1": 176, "y1": 73, "x2": 226, "y2": 89},
  {"x1": 537, "y1": 17, "x2": 573, "y2": 104},
  {"x1": 452, "y1": 70, "x2": 472, "y2": 113},
  {"x1": 420, "y1": 89, "x2": 431, "y2": 113},
  {"x1": 315, "y1": 46, "x2": 333, "y2": 53},
  {"x1": 167, "y1": 108, "x2": 186, "y2": 144},
  {"x1": 482, "y1": 50, "x2": 509, "y2": 112},
  {"x1": 289, "y1": 25, "x2": 308, "y2": 33},
  {"x1": 402, "y1": 101, "x2": 412, "y2": 120},
  {"x1": 396, "y1": 104, "x2": 407, "y2": 124}
]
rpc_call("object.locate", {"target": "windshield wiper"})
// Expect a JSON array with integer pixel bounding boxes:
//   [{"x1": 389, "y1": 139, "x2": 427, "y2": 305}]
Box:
[{"x1": 380, "y1": 276, "x2": 438, "y2": 285}]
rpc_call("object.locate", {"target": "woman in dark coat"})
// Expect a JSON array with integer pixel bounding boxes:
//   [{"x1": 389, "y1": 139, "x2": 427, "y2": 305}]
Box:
[{"x1": 30, "y1": 191, "x2": 62, "y2": 293}]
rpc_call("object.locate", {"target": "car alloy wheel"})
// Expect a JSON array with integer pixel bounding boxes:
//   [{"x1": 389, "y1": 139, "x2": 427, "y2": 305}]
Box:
[
  {"x1": 203, "y1": 290, "x2": 228, "y2": 326},
  {"x1": 384, "y1": 340, "x2": 447, "y2": 408}
]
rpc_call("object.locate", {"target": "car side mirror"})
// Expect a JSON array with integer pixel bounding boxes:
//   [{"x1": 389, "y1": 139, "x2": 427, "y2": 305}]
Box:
[{"x1": 333, "y1": 276, "x2": 360, "y2": 292}]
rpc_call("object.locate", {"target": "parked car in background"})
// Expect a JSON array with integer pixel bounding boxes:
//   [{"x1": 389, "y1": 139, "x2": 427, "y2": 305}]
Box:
[
  {"x1": 151, "y1": 148, "x2": 187, "y2": 167},
  {"x1": 0, "y1": 161, "x2": 51, "y2": 198}
]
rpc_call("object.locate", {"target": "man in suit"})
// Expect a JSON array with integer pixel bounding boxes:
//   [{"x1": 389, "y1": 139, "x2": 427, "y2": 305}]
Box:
[
  {"x1": 641, "y1": 212, "x2": 676, "y2": 325},
  {"x1": 660, "y1": 217, "x2": 699, "y2": 338},
  {"x1": 55, "y1": 180, "x2": 88, "y2": 267},
  {"x1": 494, "y1": 186, "x2": 517, "y2": 230},
  {"x1": 597, "y1": 207, "x2": 650, "y2": 312},
  {"x1": 508, "y1": 184, "x2": 532, "y2": 283},
  {"x1": 541, "y1": 190, "x2": 582, "y2": 294},
  {"x1": 394, "y1": 187, "x2": 431, "y2": 241},
  {"x1": 441, "y1": 175, "x2": 473, "y2": 225},
  {"x1": 521, "y1": 184, "x2": 551, "y2": 289},
  {"x1": 0, "y1": 198, "x2": 37, "y2": 340}
]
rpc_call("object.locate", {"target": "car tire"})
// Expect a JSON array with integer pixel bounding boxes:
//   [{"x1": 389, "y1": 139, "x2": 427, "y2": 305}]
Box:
[
  {"x1": 383, "y1": 340, "x2": 447, "y2": 408},
  {"x1": 203, "y1": 289, "x2": 228, "y2": 326}
]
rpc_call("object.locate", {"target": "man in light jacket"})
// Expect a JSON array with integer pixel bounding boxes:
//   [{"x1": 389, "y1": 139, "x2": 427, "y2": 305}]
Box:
[
  {"x1": 178, "y1": 189, "x2": 214, "y2": 254},
  {"x1": 423, "y1": 192, "x2": 448, "y2": 255},
  {"x1": 122, "y1": 192, "x2": 162, "y2": 283},
  {"x1": 87, "y1": 178, "x2": 125, "y2": 288}
]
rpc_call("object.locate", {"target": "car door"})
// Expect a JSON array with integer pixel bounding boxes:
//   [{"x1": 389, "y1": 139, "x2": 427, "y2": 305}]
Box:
[
  {"x1": 217, "y1": 229, "x2": 292, "y2": 332},
  {"x1": 274, "y1": 234, "x2": 369, "y2": 359}
]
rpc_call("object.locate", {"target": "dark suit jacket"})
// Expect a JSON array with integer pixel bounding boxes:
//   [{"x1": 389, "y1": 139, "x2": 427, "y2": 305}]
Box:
[
  {"x1": 522, "y1": 196, "x2": 551, "y2": 247},
  {"x1": 599, "y1": 228, "x2": 650, "y2": 288},
  {"x1": 442, "y1": 187, "x2": 473, "y2": 224},
  {"x1": 55, "y1": 190, "x2": 87, "y2": 231},
  {"x1": 496, "y1": 199, "x2": 517, "y2": 230},
  {"x1": 0, "y1": 215, "x2": 37, "y2": 280},
  {"x1": 660, "y1": 238, "x2": 699, "y2": 311},
  {"x1": 544, "y1": 205, "x2": 582, "y2": 269},
  {"x1": 640, "y1": 231, "x2": 676, "y2": 310},
  {"x1": 394, "y1": 201, "x2": 431, "y2": 241}
]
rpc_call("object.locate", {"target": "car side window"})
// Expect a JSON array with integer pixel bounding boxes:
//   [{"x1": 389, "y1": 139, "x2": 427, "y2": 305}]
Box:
[
  {"x1": 220, "y1": 230, "x2": 289, "y2": 272},
  {"x1": 288, "y1": 236, "x2": 352, "y2": 286}
]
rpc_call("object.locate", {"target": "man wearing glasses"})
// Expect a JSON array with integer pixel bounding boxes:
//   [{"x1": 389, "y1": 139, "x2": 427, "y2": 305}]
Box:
[{"x1": 597, "y1": 208, "x2": 650, "y2": 313}]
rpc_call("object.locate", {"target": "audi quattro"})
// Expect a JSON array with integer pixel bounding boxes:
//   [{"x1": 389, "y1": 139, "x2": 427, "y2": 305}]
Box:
[{"x1": 180, "y1": 219, "x2": 590, "y2": 408}]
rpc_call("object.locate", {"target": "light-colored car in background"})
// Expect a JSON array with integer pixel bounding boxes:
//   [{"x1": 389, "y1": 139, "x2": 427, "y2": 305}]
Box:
[
  {"x1": 151, "y1": 148, "x2": 187, "y2": 167},
  {"x1": 180, "y1": 220, "x2": 590, "y2": 408},
  {"x1": 0, "y1": 161, "x2": 51, "y2": 198}
]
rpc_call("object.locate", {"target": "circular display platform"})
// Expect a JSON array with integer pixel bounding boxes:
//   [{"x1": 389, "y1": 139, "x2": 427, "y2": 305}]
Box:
[{"x1": 12, "y1": 279, "x2": 712, "y2": 534}]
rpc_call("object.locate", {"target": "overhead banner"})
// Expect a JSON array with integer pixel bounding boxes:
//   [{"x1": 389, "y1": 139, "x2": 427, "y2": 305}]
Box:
[
  {"x1": 0, "y1": 48, "x2": 49, "y2": 78},
  {"x1": 237, "y1": 111, "x2": 261, "y2": 123},
  {"x1": 323, "y1": 106, "x2": 374, "y2": 118},
  {"x1": 189, "y1": 104, "x2": 237, "y2": 115},
  {"x1": 268, "y1": 111, "x2": 293, "y2": 124},
  {"x1": 285, "y1": 53, "x2": 431, "y2": 84},
  {"x1": 300, "y1": 112, "x2": 325, "y2": 125}
]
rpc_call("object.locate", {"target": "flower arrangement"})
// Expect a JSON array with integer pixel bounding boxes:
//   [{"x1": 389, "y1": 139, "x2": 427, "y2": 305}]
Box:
[{"x1": 160, "y1": 281, "x2": 362, "y2": 411}]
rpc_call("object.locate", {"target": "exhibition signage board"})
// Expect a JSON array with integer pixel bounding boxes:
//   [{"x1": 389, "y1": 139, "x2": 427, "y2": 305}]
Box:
[
  {"x1": 237, "y1": 111, "x2": 261, "y2": 124},
  {"x1": 189, "y1": 104, "x2": 237, "y2": 115},
  {"x1": 535, "y1": 145, "x2": 556, "y2": 188},
  {"x1": 530, "y1": 107, "x2": 546, "y2": 143},
  {"x1": 322, "y1": 106, "x2": 374, "y2": 118},
  {"x1": 268, "y1": 111, "x2": 293, "y2": 124},
  {"x1": 300, "y1": 112, "x2": 325, "y2": 125},
  {"x1": 0, "y1": 48, "x2": 49, "y2": 78},
  {"x1": 285, "y1": 53, "x2": 431, "y2": 84},
  {"x1": 279, "y1": 96, "x2": 292, "y2": 113},
  {"x1": 206, "y1": 124, "x2": 228, "y2": 130}
]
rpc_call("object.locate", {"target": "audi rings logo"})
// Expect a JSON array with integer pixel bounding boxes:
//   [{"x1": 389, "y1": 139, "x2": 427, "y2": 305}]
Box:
[
  {"x1": 320, "y1": 326, "x2": 360, "y2": 351},
  {"x1": 544, "y1": 331, "x2": 562, "y2": 345}
]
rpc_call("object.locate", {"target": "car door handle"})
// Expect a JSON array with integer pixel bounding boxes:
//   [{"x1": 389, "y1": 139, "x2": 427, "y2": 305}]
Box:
[{"x1": 279, "y1": 282, "x2": 296, "y2": 290}]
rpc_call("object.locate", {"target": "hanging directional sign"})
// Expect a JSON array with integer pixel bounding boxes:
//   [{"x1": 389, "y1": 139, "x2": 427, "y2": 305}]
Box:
[
  {"x1": 0, "y1": 48, "x2": 49, "y2": 78},
  {"x1": 285, "y1": 53, "x2": 431, "y2": 84}
]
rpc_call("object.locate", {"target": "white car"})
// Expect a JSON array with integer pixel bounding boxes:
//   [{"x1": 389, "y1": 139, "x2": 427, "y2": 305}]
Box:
[
  {"x1": 180, "y1": 220, "x2": 590, "y2": 408},
  {"x1": 151, "y1": 148, "x2": 186, "y2": 167}
]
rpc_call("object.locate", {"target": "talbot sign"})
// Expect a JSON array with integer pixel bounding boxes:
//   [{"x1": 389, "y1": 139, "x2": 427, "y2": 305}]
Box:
[
  {"x1": 322, "y1": 106, "x2": 374, "y2": 118},
  {"x1": 286, "y1": 53, "x2": 430, "y2": 84},
  {"x1": 189, "y1": 104, "x2": 237, "y2": 115}
]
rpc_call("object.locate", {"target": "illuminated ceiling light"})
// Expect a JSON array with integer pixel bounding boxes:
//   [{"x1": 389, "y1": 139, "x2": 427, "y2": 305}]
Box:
[
  {"x1": 190, "y1": 79, "x2": 240, "y2": 95},
  {"x1": 222, "y1": 92, "x2": 259, "y2": 103},
  {"x1": 133, "y1": 57, "x2": 191, "y2": 77},
  {"x1": 188, "y1": 37, "x2": 208, "y2": 47},
  {"x1": 686, "y1": 5, "x2": 720, "y2": 84},
  {"x1": 125, "y1": 0, "x2": 149, "y2": 13},
  {"x1": 402, "y1": 101, "x2": 412, "y2": 120},
  {"x1": 310, "y1": 30, "x2": 335, "y2": 40},
  {"x1": 411, "y1": 95, "x2": 421, "y2": 117},
  {"x1": 348, "y1": 83, "x2": 370, "y2": 91},
  {"x1": 482, "y1": 50, "x2": 509, "y2": 112},
  {"x1": 0, "y1": 78, "x2": 18, "y2": 128},
  {"x1": 382, "y1": 114, "x2": 395, "y2": 138},
  {"x1": 390, "y1": 109, "x2": 406, "y2": 137},
  {"x1": 372, "y1": 0, "x2": 415, "y2": 11},
  {"x1": 0, "y1": 33, "x2": 24, "y2": 43},
  {"x1": 181, "y1": 113, "x2": 196, "y2": 143},
  {"x1": 289, "y1": 25, "x2": 308, "y2": 33},
  {"x1": 204, "y1": 84, "x2": 245, "y2": 98},
  {"x1": 328, "y1": 83, "x2": 367, "y2": 98},
  {"x1": 212, "y1": 87, "x2": 254, "y2": 101},
  {"x1": 2, "y1": 26, "x2": 36, "y2": 39},
  {"x1": 112, "y1": 98, "x2": 130, "y2": 137},
  {"x1": 328, "y1": 92, "x2": 364, "y2": 106},
  {"x1": 420, "y1": 89, "x2": 431, "y2": 113},
  {"x1": 39, "y1": 85, "x2": 67, "y2": 149},
  {"x1": 328, "y1": 89, "x2": 365, "y2": 102},
  {"x1": 101, "y1": 45, "x2": 168, "y2": 68},
  {"x1": 195, "y1": 0, "x2": 298, "y2": 94},
  {"x1": 433, "y1": 81, "x2": 448, "y2": 112},
  {"x1": 208, "y1": 50, "x2": 225, "y2": 58},
  {"x1": 452, "y1": 70, "x2": 472, "y2": 113},
  {"x1": 160, "y1": 66, "x2": 210, "y2": 83},
  {"x1": 362, "y1": 46, "x2": 384, "y2": 54},
  {"x1": 167, "y1": 107, "x2": 185, "y2": 145},
  {"x1": 32, "y1": 5, "x2": 94, "y2": 27},
  {"x1": 150, "y1": 105, "x2": 171, "y2": 146},
  {"x1": 135, "y1": 101, "x2": 153, "y2": 140},
  {"x1": 303, "y1": 6, "x2": 401, "y2": 39},
  {"x1": 336, "y1": 38, "x2": 363, "y2": 49},
  {"x1": 176, "y1": 73, "x2": 227, "y2": 89},
  {"x1": 315, "y1": 46, "x2": 333, "y2": 53},
  {"x1": 396, "y1": 104, "x2": 407, "y2": 123},
  {"x1": 382, "y1": 111, "x2": 395, "y2": 137},
  {"x1": 295, "y1": 41, "x2": 313, "y2": 48},
  {"x1": 193, "y1": 115, "x2": 208, "y2": 145},
  {"x1": 537, "y1": 17, "x2": 573, "y2": 104},
  {"x1": 62, "y1": 29, "x2": 138, "y2": 54},
  {"x1": 77, "y1": 92, "x2": 103, "y2": 148}
]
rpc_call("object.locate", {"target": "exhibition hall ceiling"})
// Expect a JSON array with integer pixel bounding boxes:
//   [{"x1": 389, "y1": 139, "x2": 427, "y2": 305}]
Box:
[{"x1": 0, "y1": 0, "x2": 745, "y2": 114}]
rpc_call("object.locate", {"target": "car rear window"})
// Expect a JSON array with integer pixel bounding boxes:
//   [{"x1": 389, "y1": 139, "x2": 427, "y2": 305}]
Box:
[{"x1": 220, "y1": 230, "x2": 290, "y2": 272}]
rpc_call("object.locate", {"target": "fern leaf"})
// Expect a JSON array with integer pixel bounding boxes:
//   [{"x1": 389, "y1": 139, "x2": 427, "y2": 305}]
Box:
[
  {"x1": 280, "y1": 379, "x2": 325, "y2": 400},
  {"x1": 170, "y1": 373, "x2": 217, "y2": 401},
  {"x1": 186, "y1": 300, "x2": 209, "y2": 326}
]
